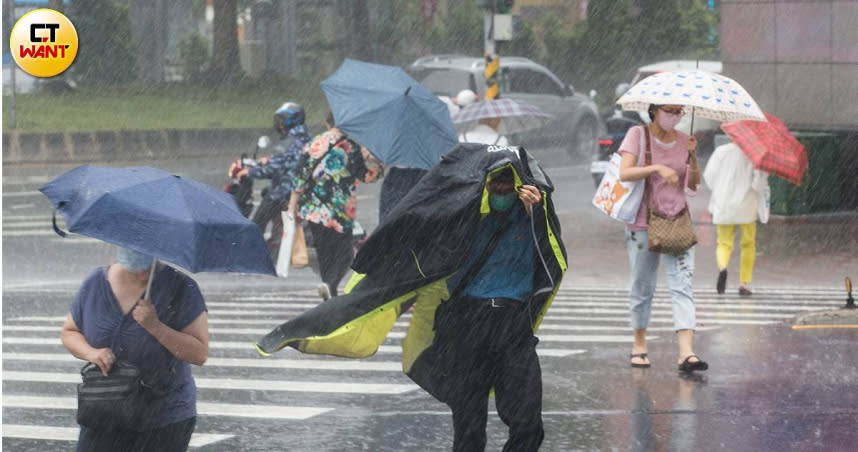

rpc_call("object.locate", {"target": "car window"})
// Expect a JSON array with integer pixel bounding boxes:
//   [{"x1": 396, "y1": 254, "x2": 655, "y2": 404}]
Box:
[
  {"x1": 407, "y1": 67, "x2": 477, "y2": 97},
  {"x1": 506, "y1": 69, "x2": 564, "y2": 97}
]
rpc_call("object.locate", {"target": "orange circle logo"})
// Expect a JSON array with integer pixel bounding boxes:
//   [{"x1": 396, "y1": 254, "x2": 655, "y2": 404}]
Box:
[{"x1": 9, "y1": 9, "x2": 78, "y2": 78}]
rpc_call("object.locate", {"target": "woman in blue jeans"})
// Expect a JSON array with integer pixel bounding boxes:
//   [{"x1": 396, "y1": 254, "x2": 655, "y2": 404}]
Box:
[{"x1": 618, "y1": 104, "x2": 707, "y2": 373}]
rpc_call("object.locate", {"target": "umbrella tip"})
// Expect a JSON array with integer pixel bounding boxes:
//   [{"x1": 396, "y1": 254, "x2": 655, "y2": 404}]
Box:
[{"x1": 404, "y1": 86, "x2": 411, "y2": 96}]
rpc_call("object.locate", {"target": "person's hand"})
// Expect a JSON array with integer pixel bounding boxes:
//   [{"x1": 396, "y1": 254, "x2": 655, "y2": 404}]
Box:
[
  {"x1": 258, "y1": 156, "x2": 270, "y2": 166},
  {"x1": 657, "y1": 165, "x2": 680, "y2": 186},
  {"x1": 236, "y1": 168, "x2": 250, "y2": 179},
  {"x1": 518, "y1": 185, "x2": 542, "y2": 210},
  {"x1": 132, "y1": 298, "x2": 161, "y2": 331},
  {"x1": 688, "y1": 136, "x2": 698, "y2": 156},
  {"x1": 228, "y1": 161, "x2": 240, "y2": 178},
  {"x1": 88, "y1": 347, "x2": 116, "y2": 376}
]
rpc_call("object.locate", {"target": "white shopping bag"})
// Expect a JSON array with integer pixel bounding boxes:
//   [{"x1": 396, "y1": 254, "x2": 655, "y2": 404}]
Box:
[
  {"x1": 276, "y1": 212, "x2": 296, "y2": 278},
  {"x1": 592, "y1": 152, "x2": 645, "y2": 223}
]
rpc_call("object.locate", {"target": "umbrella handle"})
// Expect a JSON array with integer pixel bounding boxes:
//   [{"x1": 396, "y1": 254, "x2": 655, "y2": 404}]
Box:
[
  {"x1": 144, "y1": 258, "x2": 157, "y2": 300},
  {"x1": 52, "y1": 209, "x2": 67, "y2": 238}
]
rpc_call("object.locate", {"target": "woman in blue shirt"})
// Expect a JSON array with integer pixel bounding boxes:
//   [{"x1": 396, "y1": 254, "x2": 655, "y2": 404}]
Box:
[{"x1": 60, "y1": 247, "x2": 209, "y2": 452}]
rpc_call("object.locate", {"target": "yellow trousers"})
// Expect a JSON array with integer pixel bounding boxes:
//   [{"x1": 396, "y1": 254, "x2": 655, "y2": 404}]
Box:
[{"x1": 716, "y1": 223, "x2": 757, "y2": 285}]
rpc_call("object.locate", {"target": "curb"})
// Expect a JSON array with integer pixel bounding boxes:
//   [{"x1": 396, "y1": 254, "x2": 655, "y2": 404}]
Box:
[{"x1": 2, "y1": 128, "x2": 270, "y2": 164}]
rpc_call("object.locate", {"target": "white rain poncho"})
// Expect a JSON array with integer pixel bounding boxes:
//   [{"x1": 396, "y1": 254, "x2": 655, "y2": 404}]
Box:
[{"x1": 704, "y1": 143, "x2": 770, "y2": 225}]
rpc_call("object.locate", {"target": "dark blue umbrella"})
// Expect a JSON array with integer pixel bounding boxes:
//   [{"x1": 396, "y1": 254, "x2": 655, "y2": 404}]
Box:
[
  {"x1": 320, "y1": 59, "x2": 458, "y2": 169},
  {"x1": 39, "y1": 165, "x2": 276, "y2": 276}
]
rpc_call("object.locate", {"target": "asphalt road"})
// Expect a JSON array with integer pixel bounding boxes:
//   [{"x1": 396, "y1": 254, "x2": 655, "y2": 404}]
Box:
[{"x1": 3, "y1": 150, "x2": 858, "y2": 450}]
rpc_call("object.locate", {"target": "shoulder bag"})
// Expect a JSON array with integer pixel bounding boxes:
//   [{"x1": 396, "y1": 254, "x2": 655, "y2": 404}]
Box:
[
  {"x1": 77, "y1": 294, "x2": 178, "y2": 431},
  {"x1": 643, "y1": 127, "x2": 698, "y2": 255}
]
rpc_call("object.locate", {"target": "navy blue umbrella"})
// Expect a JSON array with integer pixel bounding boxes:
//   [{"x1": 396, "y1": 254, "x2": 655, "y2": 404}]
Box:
[
  {"x1": 40, "y1": 165, "x2": 276, "y2": 276},
  {"x1": 321, "y1": 59, "x2": 458, "y2": 169}
]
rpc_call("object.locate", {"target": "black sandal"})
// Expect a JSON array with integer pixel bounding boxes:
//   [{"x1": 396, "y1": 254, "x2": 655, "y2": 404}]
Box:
[
  {"x1": 678, "y1": 354, "x2": 708, "y2": 373},
  {"x1": 630, "y1": 353, "x2": 651, "y2": 368}
]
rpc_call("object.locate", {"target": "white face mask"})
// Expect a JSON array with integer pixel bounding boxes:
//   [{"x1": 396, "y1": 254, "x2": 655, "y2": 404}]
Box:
[{"x1": 656, "y1": 111, "x2": 682, "y2": 131}]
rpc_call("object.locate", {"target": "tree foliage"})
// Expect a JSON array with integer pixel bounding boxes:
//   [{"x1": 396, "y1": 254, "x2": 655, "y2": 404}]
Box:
[
  {"x1": 68, "y1": 0, "x2": 136, "y2": 85},
  {"x1": 545, "y1": 0, "x2": 719, "y2": 107}
]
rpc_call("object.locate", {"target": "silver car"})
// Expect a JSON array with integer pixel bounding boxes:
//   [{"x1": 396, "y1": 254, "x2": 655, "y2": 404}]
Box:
[{"x1": 407, "y1": 55, "x2": 603, "y2": 161}]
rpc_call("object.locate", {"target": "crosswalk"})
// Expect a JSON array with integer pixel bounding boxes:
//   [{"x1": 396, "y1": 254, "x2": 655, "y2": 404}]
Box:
[{"x1": 2, "y1": 286, "x2": 845, "y2": 449}]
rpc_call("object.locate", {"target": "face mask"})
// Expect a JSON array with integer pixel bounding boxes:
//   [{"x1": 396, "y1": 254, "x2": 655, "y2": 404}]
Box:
[
  {"x1": 656, "y1": 111, "x2": 682, "y2": 131},
  {"x1": 489, "y1": 193, "x2": 517, "y2": 212},
  {"x1": 116, "y1": 247, "x2": 154, "y2": 273}
]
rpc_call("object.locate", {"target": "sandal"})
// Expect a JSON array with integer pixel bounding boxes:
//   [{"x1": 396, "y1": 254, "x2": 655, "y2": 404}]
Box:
[
  {"x1": 678, "y1": 354, "x2": 708, "y2": 373},
  {"x1": 630, "y1": 353, "x2": 651, "y2": 368}
]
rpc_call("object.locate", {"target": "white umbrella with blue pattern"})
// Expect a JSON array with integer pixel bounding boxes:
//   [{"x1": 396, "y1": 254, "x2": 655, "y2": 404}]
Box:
[{"x1": 617, "y1": 70, "x2": 766, "y2": 123}]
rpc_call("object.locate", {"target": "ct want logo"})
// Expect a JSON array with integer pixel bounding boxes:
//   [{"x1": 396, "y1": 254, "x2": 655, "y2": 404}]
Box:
[{"x1": 10, "y1": 9, "x2": 78, "y2": 78}]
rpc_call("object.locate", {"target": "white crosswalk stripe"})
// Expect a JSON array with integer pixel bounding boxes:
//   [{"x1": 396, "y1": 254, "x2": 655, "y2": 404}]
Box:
[{"x1": 2, "y1": 286, "x2": 843, "y2": 447}]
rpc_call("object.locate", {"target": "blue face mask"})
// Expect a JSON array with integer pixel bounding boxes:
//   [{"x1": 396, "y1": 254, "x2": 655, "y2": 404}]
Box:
[
  {"x1": 116, "y1": 248, "x2": 154, "y2": 273},
  {"x1": 489, "y1": 193, "x2": 517, "y2": 212}
]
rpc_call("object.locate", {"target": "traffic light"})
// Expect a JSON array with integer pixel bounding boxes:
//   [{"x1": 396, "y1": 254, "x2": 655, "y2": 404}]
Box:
[{"x1": 495, "y1": 0, "x2": 513, "y2": 14}]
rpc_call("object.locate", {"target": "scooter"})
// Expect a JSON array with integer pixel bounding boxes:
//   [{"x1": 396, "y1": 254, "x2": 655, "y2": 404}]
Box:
[
  {"x1": 590, "y1": 112, "x2": 643, "y2": 187},
  {"x1": 225, "y1": 136, "x2": 270, "y2": 217}
]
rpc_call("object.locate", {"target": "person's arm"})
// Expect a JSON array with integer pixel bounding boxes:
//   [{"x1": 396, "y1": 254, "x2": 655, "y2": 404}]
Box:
[
  {"x1": 61, "y1": 314, "x2": 116, "y2": 376},
  {"x1": 619, "y1": 152, "x2": 679, "y2": 186},
  {"x1": 686, "y1": 136, "x2": 701, "y2": 190},
  {"x1": 132, "y1": 298, "x2": 209, "y2": 366}
]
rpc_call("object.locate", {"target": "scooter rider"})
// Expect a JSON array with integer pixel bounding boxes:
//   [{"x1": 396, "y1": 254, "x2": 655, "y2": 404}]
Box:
[{"x1": 231, "y1": 102, "x2": 312, "y2": 242}]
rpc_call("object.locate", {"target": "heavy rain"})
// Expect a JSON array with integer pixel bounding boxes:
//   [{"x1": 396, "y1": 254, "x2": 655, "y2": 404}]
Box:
[{"x1": 2, "y1": 1, "x2": 857, "y2": 451}]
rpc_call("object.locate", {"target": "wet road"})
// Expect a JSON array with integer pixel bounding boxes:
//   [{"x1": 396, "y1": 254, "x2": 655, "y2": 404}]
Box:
[{"x1": 3, "y1": 151, "x2": 858, "y2": 450}]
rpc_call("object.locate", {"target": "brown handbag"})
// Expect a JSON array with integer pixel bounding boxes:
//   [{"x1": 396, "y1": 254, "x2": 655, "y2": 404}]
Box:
[{"x1": 643, "y1": 127, "x2": 697, "y2": 255}]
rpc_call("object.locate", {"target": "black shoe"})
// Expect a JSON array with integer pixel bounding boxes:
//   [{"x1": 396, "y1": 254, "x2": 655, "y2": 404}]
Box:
[
  {"x1": 739, "y1": 286, "x2": 752, "y2": 297},
  {"x1": 717, "y1": 269, "x2": 727, "y2": 295}
]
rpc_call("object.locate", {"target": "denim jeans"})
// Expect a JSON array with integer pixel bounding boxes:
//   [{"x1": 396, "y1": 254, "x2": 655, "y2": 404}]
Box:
[{"x1": 625, "y1": 229, "x2": 696, "y2": 330}]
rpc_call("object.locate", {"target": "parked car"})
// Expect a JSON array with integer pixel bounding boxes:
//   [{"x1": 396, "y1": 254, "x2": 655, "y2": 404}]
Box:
[{"x1": 407, "y1": 55, "x2": 603, "y2": 161}]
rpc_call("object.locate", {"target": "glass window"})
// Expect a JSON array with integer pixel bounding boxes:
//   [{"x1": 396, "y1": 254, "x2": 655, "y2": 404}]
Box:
[
  {"x1": 407, "y1": 68, "x2": 477, "y2": 97},
  {"x1": 506, "y1": 69, "x2": 564, "y2": 97}
]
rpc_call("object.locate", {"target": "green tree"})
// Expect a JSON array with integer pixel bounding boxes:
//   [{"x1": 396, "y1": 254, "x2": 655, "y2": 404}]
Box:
[
  {"x1": 427, "y1": 1, "x2": 483, "y2": 56},
  {"x1": 68, "y1": 0, "x2": 136, "y2": 85},
  {"x1": 209, "y1": 0, "x2": 239, "y2": 85},
  {"x1": 179, "y1": 32, "x2": 209, "y2": 84}
]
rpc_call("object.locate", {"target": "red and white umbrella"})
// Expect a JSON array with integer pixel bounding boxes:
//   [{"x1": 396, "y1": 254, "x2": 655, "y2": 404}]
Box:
[
  {"x1": 721, "y1": 112, "x2": 808, "y2": 185},
  {"x1": 451, "y1": 98, "x2": 552, "y2": 135}
]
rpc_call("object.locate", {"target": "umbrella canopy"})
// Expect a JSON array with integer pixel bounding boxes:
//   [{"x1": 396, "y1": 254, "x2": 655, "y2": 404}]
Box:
[
  {"x1": 451, "y1": 98, "x2": 553, "y2": 135},
  {"x1": 40, "y1": 165, "x2": 276, "y2": 275},
  {"x1": 617, "y1": 70, "x2": 766, "y2": 122},
  {"x1": 721, "y1": 112, "x2": 808, "y2": 185},
  {"x1": 320, "y1": 59, "x2": 459, "y2": 169}
]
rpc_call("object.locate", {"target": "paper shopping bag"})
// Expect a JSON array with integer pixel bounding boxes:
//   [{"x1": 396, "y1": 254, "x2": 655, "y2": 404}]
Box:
[{"x1": 291, "y1": 222, "x2": 309, "y2": 268}]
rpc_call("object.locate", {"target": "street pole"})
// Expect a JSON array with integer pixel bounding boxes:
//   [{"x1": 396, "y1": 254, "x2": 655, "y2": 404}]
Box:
[
  {"x1": 6, "y1": 0, "x2": 17, "y2": 128},
  {"x1": 483, "y1": 7, "x2": 499, "y2": 100}
]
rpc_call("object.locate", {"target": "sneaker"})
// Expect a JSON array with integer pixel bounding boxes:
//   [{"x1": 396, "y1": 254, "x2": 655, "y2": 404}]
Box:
[
  {"x1": 739, "y1": 286, "x2": 753, "y2": 297},
  {"x1": 318, "y1": 283, "x2": 331, "y2": 301},
  {"x1": 717, "y1": 269, "x2": 727, "y2": 295}
]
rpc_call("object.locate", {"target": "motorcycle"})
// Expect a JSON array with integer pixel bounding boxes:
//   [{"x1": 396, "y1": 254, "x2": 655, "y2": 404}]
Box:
[
  {"x1": 225, "y1": 136, "x2": 270, "y2": 218},
  {"x1": 225, "y1": 135, "x2": 367, "y2": 266},
  {"x1": 590, "y1": 111, "x2": 643, "y2": 187}
]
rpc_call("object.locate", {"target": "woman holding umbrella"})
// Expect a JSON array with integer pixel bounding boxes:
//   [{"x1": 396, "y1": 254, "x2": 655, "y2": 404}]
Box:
[
  {"x1": 61, "y1": 247, "x2": 209, "y2": 451},
  {"x1": 287, "y1": 111, "x2": 380, "y2": 300},
  {"x1": 618, "y1": 104, "x2": 707, "y2": 372}
]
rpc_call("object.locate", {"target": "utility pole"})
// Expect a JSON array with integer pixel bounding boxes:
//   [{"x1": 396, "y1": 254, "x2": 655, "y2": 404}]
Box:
[
  {"x1": 477, "y1": 0, "x2": 513, "y2": 100},
  {"x1": 5, "y1": 0, "x2": 16, "y2": 128}
]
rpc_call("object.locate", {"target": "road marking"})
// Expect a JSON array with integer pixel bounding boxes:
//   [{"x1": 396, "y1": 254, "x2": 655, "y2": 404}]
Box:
[
  {"x1": 530, "y1": 334, "x2": 658, "y2": 343},
  {"x1": 2, "y1": 353, "x2": 402, "y2": 372},
  {"x1": 1, "y1": 336, "x2": 587, "y2": 358},
  {"x1": 1, "y1": 424, "x2": 233, "y2": 448},
  {"x1": 791, "y1": 324, "x2": 858, "y2": 330},
  {"x1": 543, "y1": 308, "x2": 796, "y2": 318},
  {"x1": 2, "y1": 191, "x2": 41, "y2": 197},
  {"x1": 3, "y1": 395, "x2": 332, "y2": 420},
  {"x1": 10, "y1": 203, "x2": 35, "y2": 210},
  {"x1": 2, "y1": 371, "x2": 418, "y2": 394}
]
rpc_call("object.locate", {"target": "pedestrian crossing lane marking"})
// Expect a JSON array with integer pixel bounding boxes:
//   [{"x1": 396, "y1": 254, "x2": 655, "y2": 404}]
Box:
[
  {"x1": 3, "y1": 395, "x2": 332, "y2": 420},
  {"x1": 3, "y1": 371, "x2": 418, "y2": 394},
  {"x1": 2, "y1": 424, "x2": 232, "y2": 448}
]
